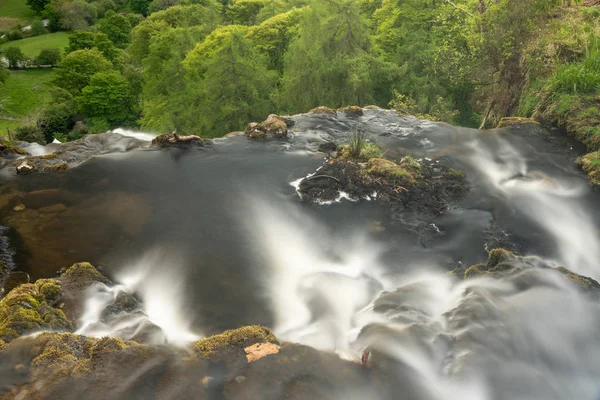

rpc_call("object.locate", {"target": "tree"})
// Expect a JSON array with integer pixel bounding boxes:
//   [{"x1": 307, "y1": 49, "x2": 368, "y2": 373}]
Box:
[
  {"x1": 58, "y1": 0, "x2": 97, "y2": 30},
  {"x1": 14, "y1": 125, "x2": 45, "y2": 145},
  {"x1": 225, "y1": 0, "x2": 267, "y2": 25},
  {"x1": 52, "y1": 49, "x2": 113, "y2": 94},
  {"x1": 30, "y1": 20, "x2": 47, "y2": 36},
  {"x1": 66, "y1": 30, "x2": 97, "y2": 53},
  {"x1": 183, "y1": 28, "x2": 277, "y2": 135},
  {"x1": 129, "y1": 0, "x2": 153, "y2": 16},
  {"x1": 97, "y1": 10, "x2": 132, "y2": 48},
  {"x1": 5, "y1": 47, "x2": 26, "y2": 69},
  {"x1": 273, "y1": 0, "x2": 396, "y2": 113},
  {"x1": 78, "y1": 72, "x2": 136, "y2": 126},
  {"x1": 0, "y1": 68, "x2": 9, "y2": 85},
  {"x1": 35, "y1": 48, "x2": 62, "y2": 66},
  {"x1": 27, "y1": 0, "x2": 50, "y2": 14},
  {"x1": 36, "y1": 89, "x2": 76, "y2": 143}
]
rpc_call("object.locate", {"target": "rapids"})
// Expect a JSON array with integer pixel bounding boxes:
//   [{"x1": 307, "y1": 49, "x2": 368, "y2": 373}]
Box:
[{"x1": 1, "y1": 109, "x2": 600, "y2": 399}]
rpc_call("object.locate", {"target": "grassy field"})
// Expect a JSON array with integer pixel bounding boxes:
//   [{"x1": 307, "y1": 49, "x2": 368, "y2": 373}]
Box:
[
  {"x1": 0, "y1": 32, "x2": 69, "y2": 58},
  {"x1": 0, "y1": 69, "x2": 53, "y2": 131},
  {"x1": 0, "y1": 0, "x2": 36, "y2": 30}
]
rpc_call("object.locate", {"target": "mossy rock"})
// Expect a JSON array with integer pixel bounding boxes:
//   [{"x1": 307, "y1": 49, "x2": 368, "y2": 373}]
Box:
[
  {"x1": 337, "y1": 143, "x2": 382, "y2": 162},
  {"x1": 577, "y1": 151, "x2": 600, "y2": 186},
  {"x1": 338, "y1": 106, "x2": 364, "y2": 117},
  {"x1": 246, "y1": 115, "x2": 289, "y2": 140},
  {"x1": 496, "y1": 117, "x2": 541, "y2": 129},
  {"x1": 463, "y1": 248, "x2": 516, "y2": 279},
  {"x1": 0, "y1": 137, "x2": 29, "y2": 157},
  {"x1": 0, "y1": 279, "x2": 72, "y2": 343},
  {"x1": 194, "y1": 325, "x2": 278, "y2": 362},
  {"x1": 366, "y1": 158, "x2": 415, "y2": 186},
  {"x1": 151, "y1": 133, "x2": 210, "y2": 149},
  {"x1": 555, "y1": 266, "x2": 600, "y2": 292},
  {"x1": 309, "y1": 106, "x2": 337, "y2": 115}
]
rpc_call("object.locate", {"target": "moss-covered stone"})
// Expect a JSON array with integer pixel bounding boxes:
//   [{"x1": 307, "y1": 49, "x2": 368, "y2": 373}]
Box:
[
  {"x1": 556, "y1": 266, "x2": 600, "y2": 292},
  {"x1": 577, "y1": 151, "x2": 600, "y2": 186},
  {"x1": 366, "y1": 158, "x2": 415, "y2": 186},
  {"x1": 338, "y1": 106, "x2": 364, "y2": 117},
  {"x1": 337, "y1": 143, "x2": 382, "y2": 162},
  {"x1": 0, "y1": 279, "x2": 72, "y2": 343},
  {"x1": 246, "y1": 114, "x2": 290, "y2": 140},
  {"x1": 0, "y1": 137, "x2": 29, "y2": 157},
  {"x1": 309, "y1": 106, "x2": 337, "y2": 115},
  {"x1": 151, "y1": 133, "x2": 210, "y2": 148},
  {"x1": 496, "y1": 117, "x2": 541, "y2": 128},
  {"x1": 194, "y1": 325, "x2": 278, "y2": 361}
]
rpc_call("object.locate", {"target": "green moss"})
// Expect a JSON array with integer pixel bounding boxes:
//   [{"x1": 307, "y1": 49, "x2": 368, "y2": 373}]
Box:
[
  {"x1": 496, "y1": 117, "x2": 540, "y2": 128},
  {"x1": 487, "y1": 248, "x2": 514, "y2": 268},
  {"x1": 37, "y1": 153, "x2": 58, "y2": 160},
  {"x1": 577, "y1": 151, "x2": 600, "y2": 186},
  {"x1": 447, "y1": 168, "x2": 466, "y2": 180},
  {"x1": 61, "y1": 262, "x2": 109, "y2": 289},
  {"x1": 309, "y1": 106, "x2": 336, "y2": 115},
  {"x1": 464, "y1": 263, "x2": 487, "y2": 279},
  {"x1": 556, "y1": 266, "x2": 600, "y2": 291},
  {"x1": 0, "y1": 279, "x2": 71, "y2": 343},
  {"x1": 42, "y1": 162, "x2": 69, "y2": 172},
  {"x1": 0, "y1": 136, "x2": 29, "y2": 156},
  {"x1": 194, "y1": 325, "x2": 278, "y2": 360},
  {"x1": 338, "y1": 106, "x2": 364, "y2": 116},
  {"x1": 366, "y1": 158, "x2": 414, "y2": 185},
  {"x1": 337, "y1": 143, "x2": 382, "y2": 162}
]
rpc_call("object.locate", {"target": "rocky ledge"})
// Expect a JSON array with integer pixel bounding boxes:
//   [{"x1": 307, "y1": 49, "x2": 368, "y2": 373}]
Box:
[{"x1": 151, "y1": 132, "x2": 211, "y2": 148}]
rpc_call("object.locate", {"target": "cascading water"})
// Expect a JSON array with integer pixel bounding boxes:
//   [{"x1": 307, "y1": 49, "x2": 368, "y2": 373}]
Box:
[{"x1": 5, "y1": 109, "x2": 600, "y2": 399}]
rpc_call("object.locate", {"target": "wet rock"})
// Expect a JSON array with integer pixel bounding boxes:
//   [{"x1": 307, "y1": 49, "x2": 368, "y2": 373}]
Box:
[
  {"x1": 15, "y1": 161, "x2": 34, "y2": 175},
  {"x1": 246, "y1": 114, "x2": 290, "y2": 140},
  {"x1": 38, "y1": 203, "x2": 67, "y2": 214},
  {"x1": 11, "y1": 132, "x2": 148, "y2": 175},
  {"x1": 151, "y1": 132, "x2": 210, "y2": 148},
  {"x1": 22, "y1": 189, "x2": 67, "y2": 209},
  {"x1": 0, "y1": 137, "x2": 28, "y2": 158},
  {"x1": 245, "y1": 342, "x2": 280, "y2": 362},
  {"x1": 317, "y1": 141, "x2": 338, "y2": 153},
  {"x1": 12, "y1": 204, "x2": 25, "y2": 212}
]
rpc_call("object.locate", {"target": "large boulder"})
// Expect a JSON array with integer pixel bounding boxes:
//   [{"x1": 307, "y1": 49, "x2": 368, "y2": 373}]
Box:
[{"x1": 151, "y1": 132, "x2": 211, "y2": 149}]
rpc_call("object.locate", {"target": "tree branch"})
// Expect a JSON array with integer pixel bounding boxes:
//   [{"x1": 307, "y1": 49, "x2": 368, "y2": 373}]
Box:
[{"x1": 442, "y1": 0, "x2": 475, "y2": 17}]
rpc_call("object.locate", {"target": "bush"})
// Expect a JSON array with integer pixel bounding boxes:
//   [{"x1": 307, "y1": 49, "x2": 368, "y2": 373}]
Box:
[
  {"x1": 6, "y1": 30, "x2": 24, "y2": 41},
  {"x1": 37, "y1": 102, "x2": 76, "y2": 143},
  {"x1": 30, "y1": 20, "x2": 46, "y2": 36},
  {"x1": 550, "y1": 43, "x2": 600, "y2": 94},
  {"x1": 14, "y1": 125, "x2": 46, "y2": 145},
  {"x1": 34, "y1": 48, "x2": 61, "y2": 66}
]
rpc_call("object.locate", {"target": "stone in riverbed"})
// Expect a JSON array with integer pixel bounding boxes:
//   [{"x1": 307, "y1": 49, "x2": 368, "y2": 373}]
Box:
[
  {"x1": 151, "y1": 132, "x2": 210, "y2": 148},
  {"x1": 246, "y1": 114, "x2": 291, "y2": 140},
  {"x1": 15, "y1": 161, "x2": 34, "y2": 175}
]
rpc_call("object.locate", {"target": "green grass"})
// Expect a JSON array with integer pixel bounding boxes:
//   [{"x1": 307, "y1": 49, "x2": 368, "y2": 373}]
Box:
[
  {"x1": 0, "y1": 0, "x2": 36, "y2": 30},
  {"x1": 0, "y1": 69, "x2": 53, "y2": 123},
  {"x1": 0, "y1": 32, "x2": 69, "y2": 58},
  {"x1": 0, "y1": 119, "x2": 19, "y2": 136}
]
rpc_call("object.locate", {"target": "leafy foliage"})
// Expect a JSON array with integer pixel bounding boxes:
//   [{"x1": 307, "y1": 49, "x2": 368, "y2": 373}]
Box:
[{"x1": 52, "y1": 49, "x2": 112, "y2": 94}]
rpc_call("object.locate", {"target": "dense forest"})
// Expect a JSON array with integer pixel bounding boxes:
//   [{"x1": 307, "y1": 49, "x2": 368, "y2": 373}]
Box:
[{"x1": 1, "y1": 0, "x2": 599, "y2": 154}]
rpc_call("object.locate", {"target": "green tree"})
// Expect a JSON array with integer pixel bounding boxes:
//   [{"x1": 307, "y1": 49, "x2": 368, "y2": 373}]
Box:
[
  {"x1": 78, "y1": 72, "x2": 136, "y2": 125},
  {"x1": 129, "y1": 0, "x2": 153, "y2": 15},
  {"x1": 274, "y1": 0, "x2": 396, "y2": 113},
  {"x1": 184, "y1": 28, "x2": 277, "y2": 135},
  {"x1": 27, "y1": 0, "x2": 50, "y2": 14},
  {"x1": 66, "y1": 30, "x2": 97, "y2": 53},
  {"x1": 58, "y1": 0, "x2": 98, "y2": 30},
  {"x1": 97, "y1": 10, "x2": 133, "y2": 48},
  {"x1": 52, "y1": 49, "x2": 113, "y2": 94},
  {"x1": 37, "y1": 89, "x2": 76, "y2": 143},
  {"x1": 5, "y1": 47, "x2": 26, "y2": 69},
  {"x1": 94, "y1": 33, "x2": 124, "y2": 64},
  {"x1": 30, "y1": 20, "x2": 47, "y2": 36},
  {"x1": 34, "y1": 48, "x2": 62, "y2": 66},
  {"x1": 14, "y1": 125, "x2": 45, "y2": 145},
  {"x1": 225, "y1": 0, "x2": 267, "y2": 25}
]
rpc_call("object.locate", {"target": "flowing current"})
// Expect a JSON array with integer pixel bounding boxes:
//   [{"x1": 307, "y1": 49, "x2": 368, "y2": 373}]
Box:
[{"x1": 3, "y1": 109, "x2": 600, "y2": 399}]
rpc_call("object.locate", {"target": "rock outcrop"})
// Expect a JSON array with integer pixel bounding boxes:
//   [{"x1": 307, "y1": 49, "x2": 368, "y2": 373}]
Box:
[
  {"x1": 151, "y1": 132, "x2": 211, "y2": 148},
  {"x1": 245, "y1": 114, "x2": 292, "y2": 140}
]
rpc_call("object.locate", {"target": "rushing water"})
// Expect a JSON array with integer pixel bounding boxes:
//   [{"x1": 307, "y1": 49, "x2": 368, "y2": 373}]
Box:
[{"x1": 2, "y1": 109, "x2": 600, "y2": 399}]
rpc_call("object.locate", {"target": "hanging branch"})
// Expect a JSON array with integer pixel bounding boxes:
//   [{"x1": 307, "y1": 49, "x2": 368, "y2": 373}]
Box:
[{"x1": 442, "y1": 0, "x2": 475, "y2": 17}]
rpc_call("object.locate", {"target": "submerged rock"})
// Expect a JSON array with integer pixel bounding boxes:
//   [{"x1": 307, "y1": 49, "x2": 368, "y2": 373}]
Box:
[
  {"x1": 245, "y1": 114, "x2": 291, "y2": 140},
  {"x1": 151, "y1": 132, "x2": 210, "y2": 148}
]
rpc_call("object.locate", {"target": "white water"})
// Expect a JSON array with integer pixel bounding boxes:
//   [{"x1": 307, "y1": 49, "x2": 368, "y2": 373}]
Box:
[{"x1": 112, "y1": 128, "x2": 157, "y2": 142}]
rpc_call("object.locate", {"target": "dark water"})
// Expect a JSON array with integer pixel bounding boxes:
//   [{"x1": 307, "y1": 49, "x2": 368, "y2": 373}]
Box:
[{"x1": 2, "y1": 109, "x2": 600, "y2": 399}]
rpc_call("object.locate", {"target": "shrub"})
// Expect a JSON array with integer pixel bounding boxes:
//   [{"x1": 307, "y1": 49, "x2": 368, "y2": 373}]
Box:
[
  {"x1": 14, "y1": 125, "x2": 46, "y2": 145},
  {"x1": 35, "y1": 48, "x2": 61, "y2": 66},
  {"x1": 6, "y1": 30, "x2": 24, "y2": 41},
  {"x1": 348, "y1": 130, "x2": 366, "y2": 160},
  {"x1": 30, "y1": 20, "x2": 46, "y2": 36}
]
